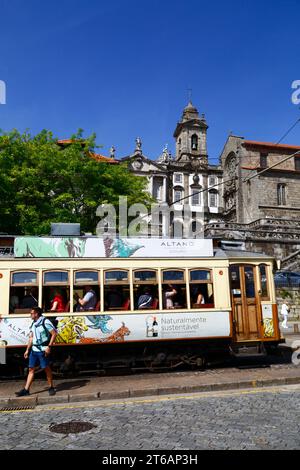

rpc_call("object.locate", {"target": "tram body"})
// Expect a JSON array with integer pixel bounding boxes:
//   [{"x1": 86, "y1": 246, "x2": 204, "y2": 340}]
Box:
[{"x1": 0, "y1": 237, "x2": 282, "y2": 371}]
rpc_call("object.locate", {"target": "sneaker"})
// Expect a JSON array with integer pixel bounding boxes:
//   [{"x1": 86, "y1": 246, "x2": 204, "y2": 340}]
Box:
[
  {"x1": 15, "y1": 388, "x2": 30, "y2": 397},
  {"x1": 48, "y1": 387, "x2": 56, "y2": 396}
]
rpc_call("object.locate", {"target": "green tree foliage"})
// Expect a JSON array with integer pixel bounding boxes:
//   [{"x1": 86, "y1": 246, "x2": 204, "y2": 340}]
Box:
[{"x1": 0, "y1": 129, "x2": 152, "y2": 235}]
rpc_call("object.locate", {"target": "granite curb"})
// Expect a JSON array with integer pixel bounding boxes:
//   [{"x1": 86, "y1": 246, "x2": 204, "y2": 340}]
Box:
[{"x1": 1, "y1": 374, "x2": 300, "y2": 407}]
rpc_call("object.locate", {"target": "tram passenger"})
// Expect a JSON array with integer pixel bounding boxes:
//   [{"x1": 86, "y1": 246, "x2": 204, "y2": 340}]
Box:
[
  {"x1": 164, "y1": 285, "x2": 177, "y2": 309},
  {"x1": 21, "y1": 287, "x2": 38, "y2": 309},
  {"x1": 106, "y1": 287, "x2": 123, "y2": 309},
  {"x1": 195, "y1": 287, "x2": 205, "y2": 306},
  {"x1": 75, "y1": 285, "x2": 97, "y2": 311},
  {"x1": 137, "y1": 288, "x2": 153, "y2": 309},
  {"x1": 50, "y1": 288, "x2": 66, "y2": 313},
  {"x1": 174, "y1": 286, "x2": 186, "y2": 308},
  {"x1": 9, "y1": 288, "x2": 19, "y2": 313}
]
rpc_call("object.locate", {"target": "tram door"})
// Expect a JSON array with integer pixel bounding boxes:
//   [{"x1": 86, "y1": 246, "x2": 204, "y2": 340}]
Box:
[{"x1": 229, "y1": 265, "x2": 262, "y2": 342}]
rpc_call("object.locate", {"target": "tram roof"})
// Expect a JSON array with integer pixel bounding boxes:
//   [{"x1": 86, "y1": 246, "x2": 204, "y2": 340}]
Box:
[{"x1": 214, "y1": 249, "x2": 273, "y2": 260}]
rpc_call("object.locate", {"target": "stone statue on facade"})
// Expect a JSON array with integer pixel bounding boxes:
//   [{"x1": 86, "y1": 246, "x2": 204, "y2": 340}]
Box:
[
  {"x1": 110, "y1": 146, "x2": 116, "y2": 159},
  {"x1": 135, "y1": 137, "x2": 142, "y2": 153}
]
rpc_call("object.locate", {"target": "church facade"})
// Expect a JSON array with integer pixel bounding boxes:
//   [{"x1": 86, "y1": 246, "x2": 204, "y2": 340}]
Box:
[{"x1": 121, "y1": 102, "x2": 223, "y2": 236}]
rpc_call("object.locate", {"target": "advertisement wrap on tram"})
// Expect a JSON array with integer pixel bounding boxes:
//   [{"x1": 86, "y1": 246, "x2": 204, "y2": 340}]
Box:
[{"x1": 0, "y1": 237, "x2": 281, "y2": 360}]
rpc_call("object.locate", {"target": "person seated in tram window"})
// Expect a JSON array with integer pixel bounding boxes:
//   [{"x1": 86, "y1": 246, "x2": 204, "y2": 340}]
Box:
[
  {"x1": 21, "y1": 287, "x2": 38, "y2": 309},
  {"x1": 173, "y1": 286, "x2": 186, "y2": 309},
  {"x1": 164, "y1": 284, "x2": 177, "y2": 309},
  {"x1": 49, "y1": 288, "x2": 67, "y2": 313},
  {"x1": 194, "y1": 287, "x2": 206, "y2": 307},
  {"x1": 74, "y1": 285, "x2": 97, "y2": 312},
  {"x1": 9, "y1": 288, "x2": 20, "y2": 313},
  {"x1": 137, "y1": 287, "x2": 153, "y2": 309},
  {"x1": 106, "y1": 287, "x2": 123, "y2": 310}
]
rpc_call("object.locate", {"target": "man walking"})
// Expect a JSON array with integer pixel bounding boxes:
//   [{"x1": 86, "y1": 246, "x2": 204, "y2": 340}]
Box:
[
  {"x1": 15, "y1": 307, "x2": 57, "y2": 397},
  {"x1": 281, "y1": 302, "x2": 290, "y2": 330}
]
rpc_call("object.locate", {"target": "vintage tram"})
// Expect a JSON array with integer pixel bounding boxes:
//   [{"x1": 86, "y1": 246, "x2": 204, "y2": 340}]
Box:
[{"x1": 0, "y1": 236, "x2": 283, "y2": 374}]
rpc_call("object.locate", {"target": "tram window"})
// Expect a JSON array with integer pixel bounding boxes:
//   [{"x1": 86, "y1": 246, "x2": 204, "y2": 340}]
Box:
[
  {"x1": 10, "y1": 271, "x2": 39, "y2": 314},
  {"x1": 244, "y1": 266, "x2": 255, "y2": 298},
  {"x1": 230, "y1": 266, "x2": 241, "y2": 298},
  {"x1": 74, "y1": 271, "x2": 100, "y2": 312},
  {"x1": 104, "y1": 270, "x2": 130, "y2": 311},
  {"x1": 43, "y1": 271, "x2": 70, "y2": 313},
  {"x1": 44, "y1": 271, "x2": 69, "y2": 284},
  {"x1": 105, "y1": 271, "x2": 128, "y2": 283},
  {"x1": 162, "y1": 270, "x2": 187, "y2": 309},
  {"x1": 75, "y1": 271, "x2": 99, "y2": 284},
  {"x1": 133, "y1": 270, "x2": 159, "y2": 310},
  {"x1": 12, "y1": 272, "x2": 37, "y2": 285},
  {"x1": 259, "y1": 264, "x2": 270, "y2": 300},
  {"x1": 189, "y1": 270, "x2": 214, "y2": 308}
]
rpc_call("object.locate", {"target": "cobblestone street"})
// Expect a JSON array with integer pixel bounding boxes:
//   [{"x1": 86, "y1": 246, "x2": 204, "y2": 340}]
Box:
[{"x1": 0, "y1": 384, "x2": 299, "y2": 450}]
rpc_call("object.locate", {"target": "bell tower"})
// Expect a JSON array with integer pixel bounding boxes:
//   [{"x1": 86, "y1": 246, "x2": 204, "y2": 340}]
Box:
[{"x1": 173, "y1": 101, "x2": 208, "y2": 164}]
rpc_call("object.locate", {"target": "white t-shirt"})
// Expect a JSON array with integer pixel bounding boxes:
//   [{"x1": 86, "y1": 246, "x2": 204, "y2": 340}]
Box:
[
  {"x1": 165, "y1": 291, "x2": 175, "y2": 309},
  {"x1": 281, "y1": 303, "x2": 289, "y2": 316}
]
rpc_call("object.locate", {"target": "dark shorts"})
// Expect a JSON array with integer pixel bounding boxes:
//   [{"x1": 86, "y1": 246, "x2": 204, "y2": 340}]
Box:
[{"x1": 29, "y1": 351, "x2": 50, "y2": 369}]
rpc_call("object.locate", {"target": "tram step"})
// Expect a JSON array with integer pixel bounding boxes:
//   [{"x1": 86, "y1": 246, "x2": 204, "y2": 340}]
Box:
[{"x1": 231, "y1": 344, "x2": 267, "y2": 357}]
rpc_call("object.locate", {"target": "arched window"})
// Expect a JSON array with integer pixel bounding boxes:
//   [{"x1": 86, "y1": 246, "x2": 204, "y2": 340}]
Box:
[
  {"x1": 189, "y1": 269, "x2": 214, "y2": 308},
  {"x1": 277, "y1": 184, "x2": 286, "y2": 205},
  {"x1": 43, "y1": 271, "x2": 70, "y2": 313},
  {"x1": 133, "y1": 270, "x2": 159, "y2": 310},
  {"x1": 191, "y1": 134, "x2": 198, "y2": 151},
  {"x1": 209, "y1": 189, "x2": 218, "y2": 208},
  {"x1": 104, "y1": 270, "x2": 131, "y2": 311},
  {"x1": 174, "y1": 188, "x2": 183, "y2": 204},
  {"x1": 162, "y1": 269, "x2": 187, "y2": 309},
  {"x1": 10, "y1": 271, "x2": 39, "y2": 314},
  {"x1": 73, "y1": 271, "x2": 100, "y2": 312}
]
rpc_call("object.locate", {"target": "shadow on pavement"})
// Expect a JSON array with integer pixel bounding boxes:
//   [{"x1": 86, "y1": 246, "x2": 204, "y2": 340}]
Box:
[{"x1": 55, "y1": 380, "x2": 90, "y2": 392}]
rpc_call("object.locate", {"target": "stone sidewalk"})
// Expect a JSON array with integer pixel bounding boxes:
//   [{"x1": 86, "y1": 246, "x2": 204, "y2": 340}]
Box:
[
  {"x1": 0, "y1": 328, "x2": 299, "y2": 407},
  {"x1": 1, "y1": 363, "x2": 300, "y2": 407}
]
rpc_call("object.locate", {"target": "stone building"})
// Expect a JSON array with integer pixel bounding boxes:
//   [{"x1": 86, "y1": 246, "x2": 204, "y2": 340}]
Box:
[
  {"x1": 121, "y1": 102, "x2": 223, "y2": 236},
  {"x1": 205, "y1": 136, "x2": 300, "y2": 269}
]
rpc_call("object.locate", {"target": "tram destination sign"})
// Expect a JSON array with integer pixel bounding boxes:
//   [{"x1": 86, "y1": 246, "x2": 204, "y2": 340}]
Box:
[{"x1": 14, "y1": 237, "x2": 214, "y2": 258}]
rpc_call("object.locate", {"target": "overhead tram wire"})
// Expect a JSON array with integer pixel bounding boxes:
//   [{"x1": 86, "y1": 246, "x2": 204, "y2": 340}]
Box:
[
  {"x1": 243, "y1": 149, "x2": 300, "y2": 183},
  {"x1": 274, "y1": 116, "x2": 300, "y2": 146}
]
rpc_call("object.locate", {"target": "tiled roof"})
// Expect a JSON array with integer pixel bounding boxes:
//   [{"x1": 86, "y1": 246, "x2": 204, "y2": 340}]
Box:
[
  {"x1": 244, "y1": 140, "x2": 300, "y2": 150},
  {"x1": 57, "y1": 139, "x2": 119, "y2": 164}
]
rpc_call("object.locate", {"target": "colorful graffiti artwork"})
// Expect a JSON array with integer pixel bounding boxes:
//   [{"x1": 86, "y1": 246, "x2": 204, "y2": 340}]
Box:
[
  {"x1": 263, "y1": 318, "x2": 275, "y2": 338},
  {"x1": 79, "y1": 322, "x2": 131, "y2": 344},
  {"x1": 55, "y1": 317, "x2": 89, "y2": 344}
]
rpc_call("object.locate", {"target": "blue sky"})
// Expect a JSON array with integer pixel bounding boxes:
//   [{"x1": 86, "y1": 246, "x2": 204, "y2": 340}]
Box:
[{"x1": 0, "y1": 0, "x2": 299, "y2": 163}]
